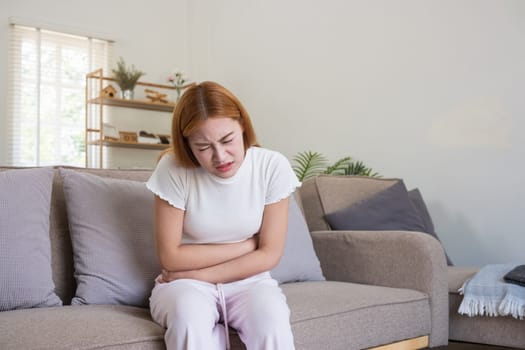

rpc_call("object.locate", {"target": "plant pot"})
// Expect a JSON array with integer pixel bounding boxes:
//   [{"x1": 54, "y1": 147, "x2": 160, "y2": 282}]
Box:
[{"x1": 120, "y1": 89, "x2": 134, "y2": 100}]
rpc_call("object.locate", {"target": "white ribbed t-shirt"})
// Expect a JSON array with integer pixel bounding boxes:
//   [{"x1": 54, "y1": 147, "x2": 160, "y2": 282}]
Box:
[{"x1": 146, "y1": 147, "x2": 301, "y2": 244}]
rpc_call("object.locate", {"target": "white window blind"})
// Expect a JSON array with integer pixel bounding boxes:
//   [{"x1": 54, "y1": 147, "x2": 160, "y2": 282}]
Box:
[{"x1": 7, "y1": 23, "x2": 113, "y2": 166}]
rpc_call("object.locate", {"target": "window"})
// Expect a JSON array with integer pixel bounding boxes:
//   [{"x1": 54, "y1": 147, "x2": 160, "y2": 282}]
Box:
[{"x1": 7, "y1": 21, "x2": 112, "y2": 166}]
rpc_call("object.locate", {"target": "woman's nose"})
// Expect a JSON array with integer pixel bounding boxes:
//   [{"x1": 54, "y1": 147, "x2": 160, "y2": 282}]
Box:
[{"x1": 212, "y1": 146, "x2": 226, "y2": 161}]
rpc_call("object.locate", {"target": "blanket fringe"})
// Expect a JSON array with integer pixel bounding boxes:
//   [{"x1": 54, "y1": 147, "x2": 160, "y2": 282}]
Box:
[
  {"x1": 459, "y1": 283, "x2": 525, "y2": 320},
  {"x1": 458, "y1": 296, "x2": 501, "y2": 317},
  {"x1": 499, "y1": 294, "x2": 525, "y2": 320},
  {"x1": 457, "y1": 264, "x2": 525, "y2": 320}
]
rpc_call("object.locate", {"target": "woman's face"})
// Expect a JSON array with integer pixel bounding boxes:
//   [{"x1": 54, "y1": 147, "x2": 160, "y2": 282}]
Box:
[{"x1": 188, "y1": 117, "x2": 245, "y2": 178}]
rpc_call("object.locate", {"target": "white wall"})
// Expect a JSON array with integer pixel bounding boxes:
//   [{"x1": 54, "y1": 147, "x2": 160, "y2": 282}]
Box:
[
  {"x1": 1, "y1": 0, "x2": 523, "y2": 266},
  {"x1": 186, "y1": 0, "x2": 525, "y2": 267},
  {"x1": 0, "y1": 0, "x2": 189, "y2": 168}
]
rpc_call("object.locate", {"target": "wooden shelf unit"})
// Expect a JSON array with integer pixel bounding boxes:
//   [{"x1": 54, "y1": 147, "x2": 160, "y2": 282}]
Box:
[
  {"x1": 85, "y1": 68, "x2": 190, "y2": 168},
  {"x1": 87, "y1": 96, "x2": 176, "y2": 112}
]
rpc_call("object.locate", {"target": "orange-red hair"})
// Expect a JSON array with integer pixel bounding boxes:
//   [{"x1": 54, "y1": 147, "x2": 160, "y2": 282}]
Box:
[{"x1": 165, "y1": 81, "x2": 258, "y2": 168}]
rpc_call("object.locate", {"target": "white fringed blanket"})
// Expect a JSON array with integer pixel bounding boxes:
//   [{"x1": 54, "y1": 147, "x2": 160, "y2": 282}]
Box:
[{"x1": 458, "y1": 264, "x2": 525, "y2": 320}]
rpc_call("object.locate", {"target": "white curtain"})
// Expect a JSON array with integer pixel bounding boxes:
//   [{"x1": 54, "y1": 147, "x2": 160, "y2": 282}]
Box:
[{"x1": 7, "y1": 23, "x2": 113, "y2": 166}]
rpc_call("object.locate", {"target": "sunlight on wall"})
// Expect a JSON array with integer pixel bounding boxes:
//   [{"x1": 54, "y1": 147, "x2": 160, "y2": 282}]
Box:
[{"x1": 429, "y1": 96, "x2": 512, "y2": 150}]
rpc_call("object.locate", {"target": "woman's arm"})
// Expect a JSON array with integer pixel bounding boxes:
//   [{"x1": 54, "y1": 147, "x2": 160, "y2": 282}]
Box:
[
  {"x1": 162, "y1": 197, "x2": 290, "y2": 284},
  {"x1": 154, "y1": 195, "x2": 257, "y2": 271}
]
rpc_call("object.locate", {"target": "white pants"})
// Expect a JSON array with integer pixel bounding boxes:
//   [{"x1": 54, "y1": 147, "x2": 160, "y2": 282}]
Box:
[{"x1": 149, "y1": 272, "x2": 295, "y2": 350}]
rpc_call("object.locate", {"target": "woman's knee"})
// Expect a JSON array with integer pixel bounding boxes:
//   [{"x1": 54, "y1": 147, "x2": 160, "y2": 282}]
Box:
[
  {"x1": 150, "y1": 280, "x2": 218, "y2": 328},
  {"x1": 234, "y1": 285, "x2": 291, "y2": 332},
  {"x1": 237, "y1": 297, "x2": 294, "y2": 349}
]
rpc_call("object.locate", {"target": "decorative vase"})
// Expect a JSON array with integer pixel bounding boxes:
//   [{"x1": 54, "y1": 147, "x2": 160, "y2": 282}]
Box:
[{"x1": 121, "y1": 89, "x2": 134, "y2": 100}]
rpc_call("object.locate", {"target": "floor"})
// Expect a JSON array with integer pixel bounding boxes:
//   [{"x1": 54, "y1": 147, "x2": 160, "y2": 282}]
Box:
[{"x1": 432, "y1": 342, "x2": 521, "y2": 350}]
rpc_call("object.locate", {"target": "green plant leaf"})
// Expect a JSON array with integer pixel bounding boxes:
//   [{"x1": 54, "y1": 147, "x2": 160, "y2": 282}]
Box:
[
  {"x1": 344, "y1": 160, "x2": 381, "y2": 178},
  {"x1": 292, "y1": 151, "x2": 328, "y2": 181},
  {"x1": 324, "y1": 156, "x2": 352, "y2": 175},
  {"x1": 292, "y1": 150, "x2": 381, "y2": 180}
]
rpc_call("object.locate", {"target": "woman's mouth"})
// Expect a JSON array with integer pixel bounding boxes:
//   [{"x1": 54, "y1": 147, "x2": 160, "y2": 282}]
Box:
[{"x1": 216, "y1": 162, "x2": 233, "y2": 173}]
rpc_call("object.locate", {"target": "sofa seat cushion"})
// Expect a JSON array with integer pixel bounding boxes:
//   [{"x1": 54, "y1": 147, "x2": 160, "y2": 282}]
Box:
[
  {"x1": 0, "y1": 282, "x2": 431, "y2": 350},
  {"x1": 0, "y1": 305, "x2": 165, "y2": 350},
  {"x1": 447, "y1": 266, "x2": 525, "y2": 348},
  {"x1": 282, "y1": 281, "x2": 431, "y2": 350}
]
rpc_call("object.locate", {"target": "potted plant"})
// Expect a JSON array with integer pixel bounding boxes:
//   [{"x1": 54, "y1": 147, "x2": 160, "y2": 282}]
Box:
[{"x1": 112, "y1": 57, "x2": 145, "y2": 99}]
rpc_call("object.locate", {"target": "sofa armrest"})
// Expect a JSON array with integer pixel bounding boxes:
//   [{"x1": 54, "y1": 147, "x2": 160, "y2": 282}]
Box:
[
  {"x1": 311, "y1": 230, "x2": 446, "y2": 288},
  {"x1": 311, "y1": 230, "x2": 448, "y2": 347}
]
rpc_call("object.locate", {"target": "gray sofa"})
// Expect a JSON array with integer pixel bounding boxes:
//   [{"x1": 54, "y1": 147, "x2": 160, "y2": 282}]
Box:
[{"x1": 0, "y1": 167, "x2": 449, "y2": 350}]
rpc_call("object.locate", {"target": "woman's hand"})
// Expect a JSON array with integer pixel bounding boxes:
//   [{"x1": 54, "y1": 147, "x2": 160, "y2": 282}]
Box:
[{"x1": 160, "y1": 268, "x2": 202, "y2": 283}]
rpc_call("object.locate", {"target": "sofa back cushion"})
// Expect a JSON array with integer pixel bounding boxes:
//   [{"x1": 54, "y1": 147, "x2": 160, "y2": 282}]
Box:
[
  {"x1": 323, "y1": 180, "x2": 427, "y2": 233},
  {"x1": 60, "y1": 168, "x2": 160, "y2": 307},
  {"x1": 299, "y1": 175, "x2": 399, "y2": 231},
  {"x1": 270, "y1": 195, "x2": 325, "y2": 283},
  {"x1": 50, "y1": 167, "x2": 153, "y2": 304},
  {"x1": 0, "y1": 166, "x2": 75, "y2": 305},
  {"x1": 0, "y1": 167, "x2": 62, "y2": 310}
]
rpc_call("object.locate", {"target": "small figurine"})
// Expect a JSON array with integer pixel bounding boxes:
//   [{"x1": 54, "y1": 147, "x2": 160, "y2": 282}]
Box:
[
  {"x1": 145, "y1": 89, "x2": 169, "y2": 104},
  {"x1": 101, "y1": 85, "x2": 117, "y2": 98}
]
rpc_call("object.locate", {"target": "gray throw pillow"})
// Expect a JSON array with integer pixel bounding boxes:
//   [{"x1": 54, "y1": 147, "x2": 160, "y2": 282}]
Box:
[
  {"x1": 324, "y1": 180, "x2": 426, "y2": 232},
  {"x1": 60, "y1": 169, "x2": 160, "y2": 307},
  {"x1": 408, "y1": 188, "x2": 453, "y2": 265},
  {"x1": 0, "y1": 168, "x2": 62, "y2": 311},
  {"x1": 407, "y1": 188, "x2": 435, "y2": 235},
  {"x1": 271, "y1": 195, "x2": 325, "y2": 284}
]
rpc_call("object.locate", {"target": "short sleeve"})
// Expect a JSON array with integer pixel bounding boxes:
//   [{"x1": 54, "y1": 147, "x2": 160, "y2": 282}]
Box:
[
  {"x1": 265, "y1": 152, "x2": 301, "y2": 205},
  {"x1": 146, "y1": 153, "x2": 187, "y2": 210}
]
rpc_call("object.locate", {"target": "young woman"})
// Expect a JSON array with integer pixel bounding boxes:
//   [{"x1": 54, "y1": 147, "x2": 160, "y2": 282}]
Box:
[{"x1": 146, "y1": 81, "x2": 299, "y2": 350}]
